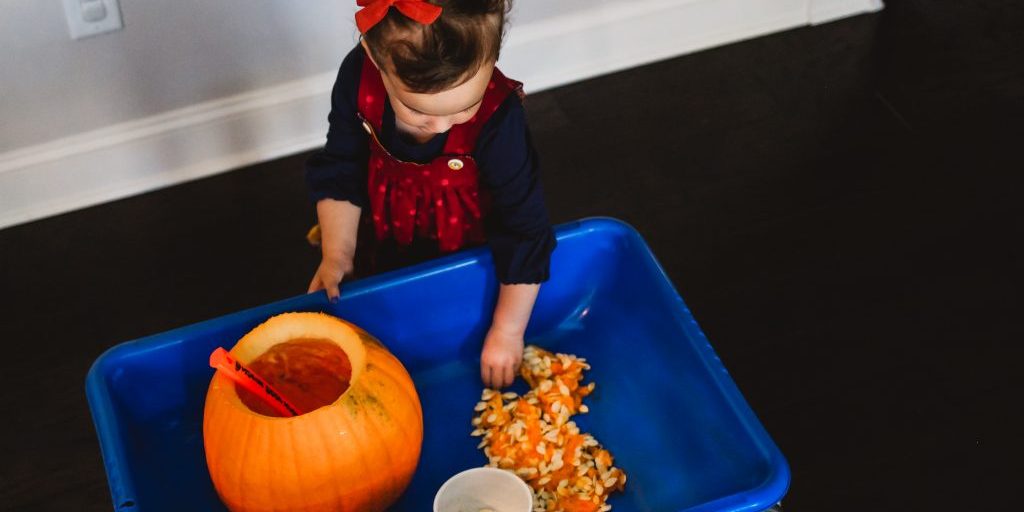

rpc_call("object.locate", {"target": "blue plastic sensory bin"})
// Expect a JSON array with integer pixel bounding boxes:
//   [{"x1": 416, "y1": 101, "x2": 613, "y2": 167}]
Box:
[{"x1": 86, "y1": 218, "x2": 789, "y2": 511}]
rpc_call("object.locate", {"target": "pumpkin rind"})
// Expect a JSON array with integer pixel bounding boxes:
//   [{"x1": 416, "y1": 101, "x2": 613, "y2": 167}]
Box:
[{"x1": 203, "y1": 312, "x2": 423, "y2": 511}]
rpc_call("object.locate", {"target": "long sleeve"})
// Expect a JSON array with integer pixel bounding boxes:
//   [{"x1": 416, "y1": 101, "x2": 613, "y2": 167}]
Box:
[
  {"x1": 475, "y1": 95, "x2": 557, "y2": 284},
  {"x1": 305, "y1": 47, "x2": 371, "y2": 208}
]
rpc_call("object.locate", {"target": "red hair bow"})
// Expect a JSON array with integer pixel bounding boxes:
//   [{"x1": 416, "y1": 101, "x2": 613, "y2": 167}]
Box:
[{"x1": 356, "y1": 0, "x2": 443, "y2": 33}]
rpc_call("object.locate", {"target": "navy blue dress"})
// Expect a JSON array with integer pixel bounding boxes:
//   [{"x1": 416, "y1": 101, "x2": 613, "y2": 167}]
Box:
[{"x1": 306, "y1": 46, "x2": 556, "y2": 284}]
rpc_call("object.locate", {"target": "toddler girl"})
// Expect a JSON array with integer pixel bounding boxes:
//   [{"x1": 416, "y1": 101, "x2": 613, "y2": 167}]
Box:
[{"x1": 305, "y1": 0, "x2": 556, "y2": 389}]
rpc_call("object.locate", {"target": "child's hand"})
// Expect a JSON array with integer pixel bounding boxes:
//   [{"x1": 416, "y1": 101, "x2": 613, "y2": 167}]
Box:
[
  {"x1": 307, "y1": 256, "x2": 353, "y2": 303},
  {"x1": 309, "y1": 199, "x2": 361, "y2": 302},
  {"x1": 480, "y1": 326, "x2": 524, "y2": 389}
]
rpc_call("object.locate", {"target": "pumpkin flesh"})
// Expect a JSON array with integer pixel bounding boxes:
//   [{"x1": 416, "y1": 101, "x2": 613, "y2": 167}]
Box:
[{"x1": 236, "y1": 338, "x2": 352, "y2": 417}]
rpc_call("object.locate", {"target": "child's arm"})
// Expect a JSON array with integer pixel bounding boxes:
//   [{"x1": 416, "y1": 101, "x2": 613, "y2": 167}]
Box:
[
  {"x1": 305, "y1": 47, "x2": 371, "y2": 300},
  {"x1": 307, "y1": 199, "x2": 361, "y2": 302},
  {"x1": 481, "y1": 283, "x2": 540, "y2": 389},
  {"x1": 474, "y1": 93, "x2": 557, "y2": 388}
]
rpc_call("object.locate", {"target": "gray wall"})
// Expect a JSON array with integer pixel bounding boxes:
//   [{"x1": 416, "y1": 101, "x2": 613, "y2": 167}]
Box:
[
  {"x1": 0, "y1": 1, "x2": 359, "y2": 153},
  {"x1": 0, "y1": 0, "x2": 882, "y2": 228},
  {"x1": 0, "y1": 0, "x2": 594, "y2": 154}
]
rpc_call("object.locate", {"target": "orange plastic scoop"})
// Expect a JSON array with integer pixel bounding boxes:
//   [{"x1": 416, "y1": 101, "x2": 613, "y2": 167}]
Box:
[{"x1": 209, "y1": 347, "x2": 304, "y2": 417}]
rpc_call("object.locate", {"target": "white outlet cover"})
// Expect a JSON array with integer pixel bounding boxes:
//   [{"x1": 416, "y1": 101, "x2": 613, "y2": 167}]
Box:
[{"x1": 63, "y1": 0, "x2": 123, "y2": 40}]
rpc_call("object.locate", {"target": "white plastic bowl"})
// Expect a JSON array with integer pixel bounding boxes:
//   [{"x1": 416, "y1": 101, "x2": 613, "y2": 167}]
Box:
[{"x1": 433, "y1": 467, "x2": 533, "y2": 512}]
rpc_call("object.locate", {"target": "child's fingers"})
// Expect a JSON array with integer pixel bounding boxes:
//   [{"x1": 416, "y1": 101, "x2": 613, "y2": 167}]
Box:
[
  {"x1": 326, "y1": 281, "x2": 341, "y2": 303},
  {"x1": 308, "y1": 273, "x2": 340, "y2": 303},
  {"x1": 308, "y1": 274, "x2": 323, "y2": 294},
  {"x1": 502, "y1": 363, "x2": 514, "y2": 388},
  {"x1": 490, "y1": 366, "x2": 499, "y2": 389},
  {"x1": 481, "y1": 363, "x2": 490, "y2": 387}
]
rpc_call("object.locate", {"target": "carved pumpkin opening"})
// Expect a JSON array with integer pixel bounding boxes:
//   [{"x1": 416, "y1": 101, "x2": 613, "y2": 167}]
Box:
[{"x1": 236, "y1": 338, "x2": 353, "y2": 417}]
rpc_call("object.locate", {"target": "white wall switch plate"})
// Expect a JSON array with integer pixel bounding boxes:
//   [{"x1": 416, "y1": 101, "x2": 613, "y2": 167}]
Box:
[{"x1": 63, "y1": 0, "x2": 123, "y2": 40}]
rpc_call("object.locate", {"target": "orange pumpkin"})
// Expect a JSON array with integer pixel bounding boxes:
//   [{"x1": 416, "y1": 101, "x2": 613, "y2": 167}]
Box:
[{"x1": 203, "y1": 312, "x2": 423, "y2": 511}]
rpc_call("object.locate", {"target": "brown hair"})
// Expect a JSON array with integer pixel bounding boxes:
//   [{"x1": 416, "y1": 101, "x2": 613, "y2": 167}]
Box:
[{"x1": 363, "y1": 0, "x2": 510, "y2": 93}]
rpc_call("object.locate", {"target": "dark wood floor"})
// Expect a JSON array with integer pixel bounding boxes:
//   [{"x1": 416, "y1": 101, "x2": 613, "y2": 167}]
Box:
[{"x1": 2, "y1": 0, "x2": 1021, "y2": 510}]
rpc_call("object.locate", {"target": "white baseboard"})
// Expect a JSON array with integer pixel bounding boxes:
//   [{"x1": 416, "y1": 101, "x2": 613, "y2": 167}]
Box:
[
  {"x1": 0, "y1": 0, "x2": 882, "y2": 230},
  {"x1": 0, "y1": 74, "x2": 337, "y2": 229}
]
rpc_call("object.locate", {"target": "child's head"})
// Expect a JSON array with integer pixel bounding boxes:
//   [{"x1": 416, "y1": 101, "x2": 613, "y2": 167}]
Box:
[{"x1": 358, "y1": 0, "x2": 510, "y2": 135}]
